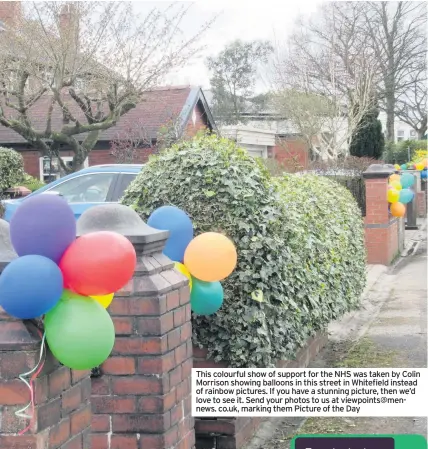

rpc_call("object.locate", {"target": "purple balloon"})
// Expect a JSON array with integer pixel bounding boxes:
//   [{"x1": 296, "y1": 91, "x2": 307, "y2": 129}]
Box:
[{"x1": 10, "y1": 195, "x2": 76, "y2": 263}]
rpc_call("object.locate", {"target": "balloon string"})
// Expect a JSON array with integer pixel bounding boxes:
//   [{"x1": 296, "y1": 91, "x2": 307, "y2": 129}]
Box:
[{"x1": 15, "y1": 329, "x2": 46, "y2": 435}]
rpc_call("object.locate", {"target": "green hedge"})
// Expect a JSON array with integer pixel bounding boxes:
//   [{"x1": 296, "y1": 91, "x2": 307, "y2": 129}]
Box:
[
  {"x1": 382, "y1": 140, "x2": 427, "y2": 165},
  {"x1": 121, "y1": 134, "x2": 366, "y2": 367},
  {"x1": 275, "y1": 175, "x2": 366, "y2": 333},
  {"x1": 0, "y1": 147, "x2": 25, "y2": 192}
]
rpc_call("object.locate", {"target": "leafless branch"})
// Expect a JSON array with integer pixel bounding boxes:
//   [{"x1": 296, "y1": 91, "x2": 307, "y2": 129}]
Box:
[{"x1": 0, "y1": 1, "x2": 214, "y2": 172}]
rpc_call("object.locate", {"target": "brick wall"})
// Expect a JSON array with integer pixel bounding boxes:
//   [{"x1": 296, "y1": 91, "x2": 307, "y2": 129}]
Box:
[
  {"x1": 91, "y1": 235, "x2": 194, "y2": 449},
  {"x1": 0, "y1": 1, "x2": 22, "y2": 27},
  {"x1": 193, "y1": 332, "x2": 328, "y2": 449},
  {"x1": 274, "y1": 136, "x2": 309, "y2": 171},
  {"x1": 0, "y1": 310, "x2": 92, "y2": 449},
  {"x1": 88, "y1": 148, "x2": 154, "y2": 166},
  {"x1": 417, "y1": 191, "x2": 427, "y2": 218}
]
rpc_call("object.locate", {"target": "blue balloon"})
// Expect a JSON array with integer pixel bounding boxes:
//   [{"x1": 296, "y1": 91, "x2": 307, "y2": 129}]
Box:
[
  {"x1": 10, "y1": 195, "x2": 76, "y2": 263},
  {"x1": 399, "y1": 188, "x2": 414, "y2": 204},
  {"x1": 421, "y1": 169, "x2": 427, "y2": 180},
  {"x1": 147, "y1": 206, "x2": 193, "y2": 262},
  {"x1": 0, "y1": 255, "x2": 63, "y2": 319},
  {"x1": 400, "y1": 164, "x2": 407, "y2": 170},
  {"x1": 400, "y1": 173, "x2": 415, "y2": 189},
  {"x1": 190, "y1": 278, "x2": 224, "y2": 315}
]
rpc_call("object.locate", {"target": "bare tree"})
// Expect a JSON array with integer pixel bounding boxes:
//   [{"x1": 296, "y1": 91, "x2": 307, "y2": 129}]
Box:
[
  {"x1": 395, "y1": 67, "x2": 427, "y2": 139},
  {"x1": 110, "y1": 119, "x2": 151, "y2": 164},
  {"x1": 362, "y1": 1, "x2": 427, "y2": 141},
  {"x1": 272, "y1": 2, "x2": 377, "y2": 160},
  {"x1": 0, "y1": 2, "x2": 213, "y2": 172}
]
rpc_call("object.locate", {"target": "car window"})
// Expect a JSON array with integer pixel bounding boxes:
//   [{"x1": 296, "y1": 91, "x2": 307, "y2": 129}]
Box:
[
  {"x1": 114, "y1": 174, "x2": 137, "y2": 201},
  {"x1": 47, "y1": 173, "x2": 116, "y2": 203}
]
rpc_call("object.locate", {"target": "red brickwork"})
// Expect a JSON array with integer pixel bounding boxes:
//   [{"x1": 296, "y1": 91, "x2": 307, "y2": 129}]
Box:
[
  {"x1": 91, "y1": 242, "x2": 194, "y2": 449},
  {"x1": 363, "y1": 171, "x2": 402, "y2": 265},
  {"x1": 417, "y1": 191, "x2": 427, "y2": 218},
  {"x1": 193, "y1": 332, "x2": 328, "y2": 449},
  {"x1": 273, "y1": 136, "x2": 309, "y2": 171},
  {"x1": 0, "y1": 310, "x2": 92, "y2": 449}
]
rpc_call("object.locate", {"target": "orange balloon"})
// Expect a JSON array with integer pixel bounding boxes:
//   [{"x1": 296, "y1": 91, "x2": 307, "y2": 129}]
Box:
[
  {"x1": 184, "y1": 232, "x2": 237, "y2": 282},
  {"x1": 390, "y1": 202, "x2": 406, "y2": 218},
  {"x1": 389, "y1": 174, "x2": 400, "y2": 183}
]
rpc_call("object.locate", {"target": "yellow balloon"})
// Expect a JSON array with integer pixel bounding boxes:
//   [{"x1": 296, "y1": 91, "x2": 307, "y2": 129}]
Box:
[
  {"x1": 90, "y1": 293, "x2": 114, "y2": 309},
  {"x1": 387, "y1": 188, "x2": 400, "y2": 203},
  {"x1": 174, "y1": 262, "x2": 192, "y2": 291},
  {"x1": 389, "y1": 180, "x2": 402, "y2": 191},
  {"x1": 394, "y1": 164, "x2": 401, "y2": 170},
  {"x1": 415, "y1": 162, "x2": 424, "y2": 171},
  {"x1": 389, "y1": 174, "x2": 400, "y2": 183}
]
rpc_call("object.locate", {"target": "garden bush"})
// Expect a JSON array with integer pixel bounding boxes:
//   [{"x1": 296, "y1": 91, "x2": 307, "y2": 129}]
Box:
[
  {"x1": 19, "y1": 174, "x2": 45, "y2": 192},
  {"x1": 382, "y1": 140, "x2": 427, "y2": 165},
  {"x1": 0, "y1": 147, "x2": 25, "y2": 192},
  {"x1": 122, "y1": 134, "x2": 366, "y2": 367}
]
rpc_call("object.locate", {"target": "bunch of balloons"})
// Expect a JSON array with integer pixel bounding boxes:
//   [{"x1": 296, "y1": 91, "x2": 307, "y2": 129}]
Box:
[
  {"x1": 147, "y1": 206, "x2": 237, "y2": 316},
  {"x1": 0, "y1": 194, "x2": 136, "y2": 370},
  {"x1": 387, "y1": 172, "x2": 416, "y2": 218},
  {"x1": 395, "y1": 158, "x2": 428, "y2": 180}
]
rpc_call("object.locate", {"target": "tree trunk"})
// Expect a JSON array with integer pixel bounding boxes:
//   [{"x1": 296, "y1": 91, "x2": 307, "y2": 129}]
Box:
[
  {"x1": 385, "y1": 94, "x2": 395, "y2": 141},
  {"x1": 417, "y1": 116, "x2": 427, "y2": 139}
]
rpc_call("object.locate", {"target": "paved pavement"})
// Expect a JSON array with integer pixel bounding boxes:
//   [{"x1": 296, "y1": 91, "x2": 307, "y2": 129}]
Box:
[{"x1": 245, "y1": 220, "x2": 427, "y2": 449}]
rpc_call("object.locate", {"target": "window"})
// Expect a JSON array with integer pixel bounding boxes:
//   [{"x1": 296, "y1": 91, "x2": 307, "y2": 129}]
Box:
[
  {"x1": 410, "y1": 130, "x2": 416, "y2": 137},
  {"x1": 111, "y1": 173, "x2": 137, "y2": 201},
  {"x1": 46, "y1": 173, "x2": 116, "y2": 203},
  {"x1": 397, "y1": 130, "x2": 405, "y2": 137},
  {"x1": 39, "y1": 156, "x2": 88, "y2": 183}
]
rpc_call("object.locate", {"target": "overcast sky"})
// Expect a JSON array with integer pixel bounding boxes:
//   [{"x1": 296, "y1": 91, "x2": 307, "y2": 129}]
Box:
[{"x1": 133, "y1": 0, "x2": 323, "y2": 93}]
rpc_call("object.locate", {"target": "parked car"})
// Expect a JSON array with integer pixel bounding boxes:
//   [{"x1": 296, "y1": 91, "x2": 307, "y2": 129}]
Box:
[{"x1": 2, "y1": 164, "x2": 144, "y2": 222}]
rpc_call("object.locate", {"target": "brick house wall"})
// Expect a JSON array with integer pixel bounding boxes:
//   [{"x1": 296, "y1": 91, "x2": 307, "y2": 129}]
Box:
[{"x1": 274, "y1": 136, "x2": 309, "y2": 171}]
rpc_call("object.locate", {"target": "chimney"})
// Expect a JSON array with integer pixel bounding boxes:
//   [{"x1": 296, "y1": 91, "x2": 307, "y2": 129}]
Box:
[
  {"x1": 0, "y1": 1, "x2": 22, "y2": 28},
  {"x1": 59, "y1": 3, "x2": 72, "y2": 31},
  {"x1": 59, "y1": 3, "x2": 79, "y2": 50}
]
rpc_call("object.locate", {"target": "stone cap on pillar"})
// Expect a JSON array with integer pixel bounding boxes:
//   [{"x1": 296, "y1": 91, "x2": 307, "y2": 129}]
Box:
[
  {"x1": 362, "y1": 164, "x2": 395, "y2": 179},
  {"x1": 0, "y1": 218, "x2": 18, "y2": 272},
  {"x1": 0, "y1": 308, "x2": 42, "y2": 351},
  {"x1": 76, "y1": 203, "x2": 169, "y2": 251}
]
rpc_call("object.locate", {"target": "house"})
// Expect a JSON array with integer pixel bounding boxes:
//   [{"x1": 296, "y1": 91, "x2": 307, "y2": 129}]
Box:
[
  {"x1": 204, "y1": 89, "x2": 311, "y2": 169},
  {"x1": 378, "y1": 112, "x2": 424, "y2": 142},
  {"x1": 0, "y1": 2, "x2": 217, "y2": 181},
  {"x1": 220, "y1": 126, "x2": 276, "y2": 159},
  {"x1": 0, "y1": 85, "x2": 216, "y2": 181}
]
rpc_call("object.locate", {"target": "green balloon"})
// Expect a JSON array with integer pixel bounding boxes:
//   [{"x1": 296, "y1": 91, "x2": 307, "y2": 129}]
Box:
[
  {"x1": 44, "y1": 290, "x2": 115, "y2": 370},
  {"x1": 190, "y1": 278, "x2": 224, "y2": 315}
]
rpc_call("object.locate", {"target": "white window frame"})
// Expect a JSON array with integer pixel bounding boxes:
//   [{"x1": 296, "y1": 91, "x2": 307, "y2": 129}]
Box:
[
  {"x1": 397, "y1": 129, "x2": 405, "y2": 137},
  {"x1": 39, "y1": 156, "x2": 89, "y2": 182}
]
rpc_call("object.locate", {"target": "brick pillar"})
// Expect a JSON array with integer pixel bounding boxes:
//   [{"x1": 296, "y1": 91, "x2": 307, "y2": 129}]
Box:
[
  {"x1": 363, "y1": 164, "x2": 401, "y2": 265},
  {"x1": 0, "y1": 310, "x2": 92, "y2": 449},
  {"x1": 91, "y1": 230, "x2": 194, "y2": 449}
]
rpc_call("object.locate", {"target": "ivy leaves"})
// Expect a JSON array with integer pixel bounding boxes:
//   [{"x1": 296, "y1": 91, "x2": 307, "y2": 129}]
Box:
[{"x1": 121, "y1": 134, "x2": 366, "y2": 368}]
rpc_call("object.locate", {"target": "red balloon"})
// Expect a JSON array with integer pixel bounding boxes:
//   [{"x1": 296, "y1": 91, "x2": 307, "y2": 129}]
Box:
[{"x1": 59, "y1": 231, "x2": 136, "y2": 296}]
